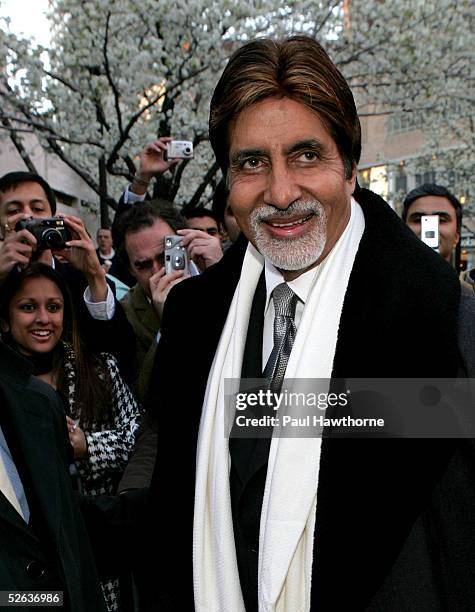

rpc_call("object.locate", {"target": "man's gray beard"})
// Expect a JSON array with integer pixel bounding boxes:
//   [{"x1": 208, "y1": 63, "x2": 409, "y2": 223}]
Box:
[{"x1": 249, "y1": 199, "x2": 327, "y2": 271}]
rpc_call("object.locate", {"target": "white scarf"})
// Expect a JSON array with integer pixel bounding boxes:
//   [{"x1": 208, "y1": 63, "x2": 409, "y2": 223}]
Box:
[{"x1": 194, "y1": 199, "x2": 365, "y2": 611}]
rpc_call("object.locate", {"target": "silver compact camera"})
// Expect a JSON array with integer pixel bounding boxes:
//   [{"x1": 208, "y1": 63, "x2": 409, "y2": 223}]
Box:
[
  {"x1": 165, "y1": 140, "x2": 193, "y2": 160},
  {"x1": 421, "y1": 215, "x2": 439, "y2": 251},
  {"x1": 164, "y1": 235, "x2": 188, "y2": 274}
]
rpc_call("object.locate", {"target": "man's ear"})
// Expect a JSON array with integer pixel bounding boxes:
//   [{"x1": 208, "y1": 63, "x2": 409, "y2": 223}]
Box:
[
  {"x1": 347, "y1": 164, "x2": 357, "y2": 195},
  {"x1": 0, "y1": 319, "x2": 10, "y2": 334},
  {"x1": 454, "y1": 231, "x2": 461, "y2": 247}
]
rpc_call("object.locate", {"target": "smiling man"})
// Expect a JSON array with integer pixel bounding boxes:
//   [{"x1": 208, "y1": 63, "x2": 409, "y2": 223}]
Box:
[{"x1": 145, "y1": 36, "x2": 475, "y2": 612}]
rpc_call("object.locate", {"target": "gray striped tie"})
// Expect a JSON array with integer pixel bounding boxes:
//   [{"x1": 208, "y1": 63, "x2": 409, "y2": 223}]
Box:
[{"x1": 263, "y1": 283, "x2": 298, "y2": 393}]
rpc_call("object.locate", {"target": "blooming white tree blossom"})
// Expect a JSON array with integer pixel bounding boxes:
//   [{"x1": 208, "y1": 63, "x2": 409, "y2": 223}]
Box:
[{"x1": 0, "y1": 0, "x2": 472, "y2": 211}]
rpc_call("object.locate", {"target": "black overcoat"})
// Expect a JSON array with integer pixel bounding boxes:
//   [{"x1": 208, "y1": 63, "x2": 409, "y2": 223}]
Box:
[
  {"x1": 0, "y1": 342, "x2": 107, "y2": 612},
  {"x1": 147, "y1": 189, "x2": 475, "y2": 610}
]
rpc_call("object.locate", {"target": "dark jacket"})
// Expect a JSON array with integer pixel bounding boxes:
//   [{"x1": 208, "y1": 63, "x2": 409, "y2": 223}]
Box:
[
  {"x1": 120, "y1": 283, "x2": 160, "y2": 402},
  {"x1": 146, "y1": 188, "x2": 475, "y2": 611},
  {"x1": 0, "y1": 341, "x2": 107, "y2": 612}
]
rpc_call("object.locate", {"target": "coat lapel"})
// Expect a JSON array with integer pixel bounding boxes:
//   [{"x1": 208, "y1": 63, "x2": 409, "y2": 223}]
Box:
[
  {"x1": 230, "y1": 272, "x2": 269, "y2": 486},
  {"x1": 129, "y1": 284, "x2": 160, "y2": 342}
]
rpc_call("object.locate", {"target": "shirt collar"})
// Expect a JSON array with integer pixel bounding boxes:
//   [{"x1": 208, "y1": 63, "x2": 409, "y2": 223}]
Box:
[
  {"x1": 264, "y1": 259, "x2": 319, "y2": 313},
  {"x1": 99, "y1": 247, "x2": 115, "y2": 260}
]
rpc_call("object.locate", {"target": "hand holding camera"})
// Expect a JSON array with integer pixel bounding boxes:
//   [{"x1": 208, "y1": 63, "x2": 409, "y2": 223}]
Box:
[
  {"x1": 56, "y1": 215, "x2": 109, "y2": 302},
  {"x1": 0, "y1": 213, "x2": 55, "y2": 281},
  {"x1": 149, "y1": 235, "x2": 191, "y2": 318},
  {"x1": 131, "y1": 137, "x2": 181, "y2": 195},
  {"x1": 149, "y1": 267, "x2": 188, "y2": 319},
  {"x1": 176, "y1": 228, "x2": 223, "y2": 272}
]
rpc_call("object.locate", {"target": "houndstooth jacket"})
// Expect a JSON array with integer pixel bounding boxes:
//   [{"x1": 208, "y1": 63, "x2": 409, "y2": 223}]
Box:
[{"x1": 62, "y1": 343, "x2": 142, "y2": 496}]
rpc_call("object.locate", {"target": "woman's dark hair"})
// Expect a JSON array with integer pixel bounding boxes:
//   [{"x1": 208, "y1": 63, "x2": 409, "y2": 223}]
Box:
[{"x1": 0, "y1": 263, "x2": 111, "y2": 424}]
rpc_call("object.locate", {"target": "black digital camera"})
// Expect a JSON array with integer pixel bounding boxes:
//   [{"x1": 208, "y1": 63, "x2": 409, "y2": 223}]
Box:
[{"x1": 15, "y1": 217, "x2": 72, "y2": 251}]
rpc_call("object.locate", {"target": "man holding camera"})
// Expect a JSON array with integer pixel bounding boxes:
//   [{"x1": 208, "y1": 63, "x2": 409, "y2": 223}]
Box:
[
  {"x1": 0, "y1": 171, "x2": 134, "y2": 374},
  {"x1": 402, "y1": 183, "x2": 462, "y2": 264},
  {"x1": 113, "y1": 200, "x2": 190, "y2": 403},
  {"x1": 144, "y1": 36, "x2": 475, "y2": 611},
  {"x1": 117, "y1": 136, "x2": 224, "y2": 272}
]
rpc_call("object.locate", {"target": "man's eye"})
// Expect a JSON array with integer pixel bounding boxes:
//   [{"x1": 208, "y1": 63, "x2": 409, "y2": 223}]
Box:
[
  {"x1": 33, "y1": 206, "x2": 46, "y2": 214},
  {"x1": 7, "y1": 208, "x2": 19, "y2": 216},
  {"x1": 135, "y1": 261, "x2": 152, "y2": 270},
  {"x1": 242, "y1": 158, "x2": 262, "y2": 169},
  {"x1": 300, "y1": 151, "x2": 318, "y2": 161}
]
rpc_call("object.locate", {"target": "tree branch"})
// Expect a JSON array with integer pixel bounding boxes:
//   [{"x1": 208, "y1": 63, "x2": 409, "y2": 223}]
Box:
[
  {"x1": 103, "y1": 11, "x2": 124, "y2": 136},
  {"x1": 0, "y1": 117, "x2": 38, "y2": 173},
  {"x1": 46, "y1": 137, "x2": 103, "y2": 199},
  {"x1": 186, "y1": 160, "x2": 219, "y2": 209},
  {"x1": 105, "y1": 64, "x2": 209, "y2": 173},
  {"x1": 312, "y1": 0, "x2": 341, "y2": 37}
]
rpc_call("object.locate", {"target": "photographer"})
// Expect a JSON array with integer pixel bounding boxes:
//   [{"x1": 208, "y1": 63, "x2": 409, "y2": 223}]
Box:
[
  {"x1": 113, "y1": 200, "x2": 192, "y2": 402},
  {"x1": 115, "y1": 137, "x2": 223, "y2": 272},
  {"x1": 111, "y1": 200, "x2": 191, "y2": 496},
  {"x1": 0, "y1": 171, "x2": 134, "y2": 376}
]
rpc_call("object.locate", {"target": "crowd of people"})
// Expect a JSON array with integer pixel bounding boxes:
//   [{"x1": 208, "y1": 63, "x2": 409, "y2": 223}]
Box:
[{"x1": 0, "y1": 34, "x2": 474, "y2": 612}]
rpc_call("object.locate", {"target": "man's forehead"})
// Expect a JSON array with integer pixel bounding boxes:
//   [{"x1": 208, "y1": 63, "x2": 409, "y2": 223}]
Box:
[
  {"x1": 125, "y1": 219, "x2": 174, "y2": 256},
  {"x1": 408, "y1": 195, "x2": 456, "y2": 216},
  {"x1": 0, "y1": 181, "x2": 49, "y2": 202},
  {"x1": 188, "y1": 215, "x2": 218, "y2": 227},
  {"x1": 227, "y1": 97, "x2": 336, "y2": 162}
]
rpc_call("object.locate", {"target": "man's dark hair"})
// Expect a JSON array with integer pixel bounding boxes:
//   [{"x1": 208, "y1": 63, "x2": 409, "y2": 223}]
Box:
[
  {"x1": 209, "y1": 35, "x2": 361, "y2": 180},
  {"x1": 0, "y1": 171, "x2": 57, "y2": 215},
  {"x1": 182, "y1": 206, "x2": 220, "y2": 226},
  {"x1": 402, "y1": 183, "x2": 462, "y2": 232},
  {"x1": 114, "y1": 199, "x2": 187, "y2": 266},
  {"x1": 211, "y1": 179, "x2": 228, "y2": 225}
]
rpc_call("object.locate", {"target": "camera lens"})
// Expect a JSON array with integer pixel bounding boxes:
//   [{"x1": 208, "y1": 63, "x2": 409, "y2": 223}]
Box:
[
  {"x1": 174, "y1": 255, "x2": 185, "y2": 269},
  {"x1": 184, "y1": 147, "x2": 191, "y2": 155},
  {"x1": 43, "y1": 229, "x2": 65, "y2": 250}
]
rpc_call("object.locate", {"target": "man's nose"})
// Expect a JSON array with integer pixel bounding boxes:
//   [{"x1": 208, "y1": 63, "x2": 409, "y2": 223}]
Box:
[
  {"x1": 152, "y1": 260, "x2": 162, "y2": 275},
  {"x1": 263, "y1": 161, "x2": 302, "y2": 209}
]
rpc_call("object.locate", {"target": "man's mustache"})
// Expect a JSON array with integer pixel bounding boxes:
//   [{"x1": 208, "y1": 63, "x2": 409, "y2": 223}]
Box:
[{"x1": 251, "y1": 200, "x2": 323, "y2": 223}]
